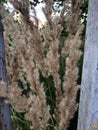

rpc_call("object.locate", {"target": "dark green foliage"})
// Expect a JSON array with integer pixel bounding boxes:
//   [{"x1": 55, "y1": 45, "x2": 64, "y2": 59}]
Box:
[
  {"x1": 30, "y1": 0, "x2": 42, "y2": 7},
  {"x1": 0, "y1": 0, "x2": 7, "y2": 4},
  {"x1": 58, "y1": 56, "x2": 65, "y2": 84},
  {"x1": 80, "y1": 0, "x2": 88, "y2": 25},
  {"x1": 39, "y1": 72, "x2": 56, "y2": 130},
  {"x1": 77, "y1": 0, "x2": 89, "y2": 85},
  {"x1": 61, "y1": 20, "x2": 69, "y2": 37},
  {"x1": 11, "y1": 107, "x2": 31, "y2": 130},
  {"x1": 18, "y1": 79, "x2": 31, "y2": 97},
  {"x1": 8, "y1": 34, "x2": 13, "y2": 42},
  {"x1": 67, "y1": 110, "x2": 78, "y2": 130}
]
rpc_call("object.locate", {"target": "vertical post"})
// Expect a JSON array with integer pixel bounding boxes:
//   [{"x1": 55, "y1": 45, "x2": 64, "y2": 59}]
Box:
[
  {"x1": 0, "y1": 16, "x2": 12, "y2": 130},
  {"x1": 77, "y1": 0, "x2": 98, "y2": 130}
]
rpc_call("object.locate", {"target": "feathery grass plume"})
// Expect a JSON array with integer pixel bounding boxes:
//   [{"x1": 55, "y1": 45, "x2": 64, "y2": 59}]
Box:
[
  {"x1": 5, "y1": 41, "x2": 28, "y2": 112},
  {"x1": 9, "y1": 0, "x2": 48, "y2": 77},
  {"x1": 58, "y1": 26, "x2": 83, "y2": 130},
  {"x1": 25, "y1": 68, "x2": 50, "y2": 130},
  {"x1": 8, "y1": 82, "x2": 28, "y2": 112},
  {"x1": 9, "y1": 0, "x2": 29, "y2": 18},
  {"x1": 2, "y1": 5, "x2": 50, "y2": 129},
  {"x1": 89, "y1": 124, "x2": 98, "y2": 130},
  {"x1": 69, "y1": 0, "x2": 83, "y2": 33},
  {"x1": 43, "y1": 1, "x2": 83, "y2": 129},
  {"x1": 42, "y1": 1, "x2": 68, "y2": 128},
  {"x1": 19, "y1": 45, "x2": 50, "y2": 129},
  {"x1": 0, "y1": 8, "x2": 28, "y2": 112},
  {"x1": 42, "y1": 0, "x2": 53, "y2": 28},
  {"x1": 2, "y1": 0, "x2": 84, "y2": 129},
  {"x1": 60, "y1": 0, "x2": 70, "y2": 22}
]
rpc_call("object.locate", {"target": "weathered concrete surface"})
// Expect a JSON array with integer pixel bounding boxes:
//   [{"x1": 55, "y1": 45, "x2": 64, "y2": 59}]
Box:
[
  {"x1": 0, "y1": 17, "x2": 12, "y2": 130},
  {"x1": 77, "y1": 1, "x2": 98, "y2": 130}
]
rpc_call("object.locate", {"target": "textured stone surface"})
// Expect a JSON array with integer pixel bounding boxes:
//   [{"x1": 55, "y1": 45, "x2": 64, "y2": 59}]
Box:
[
  {"x1": 0, "y1": 17, "x2": 12, "y2": 130},
  {"x1": 77, "y1": 1, "x2": 98, "y2": 130}
]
